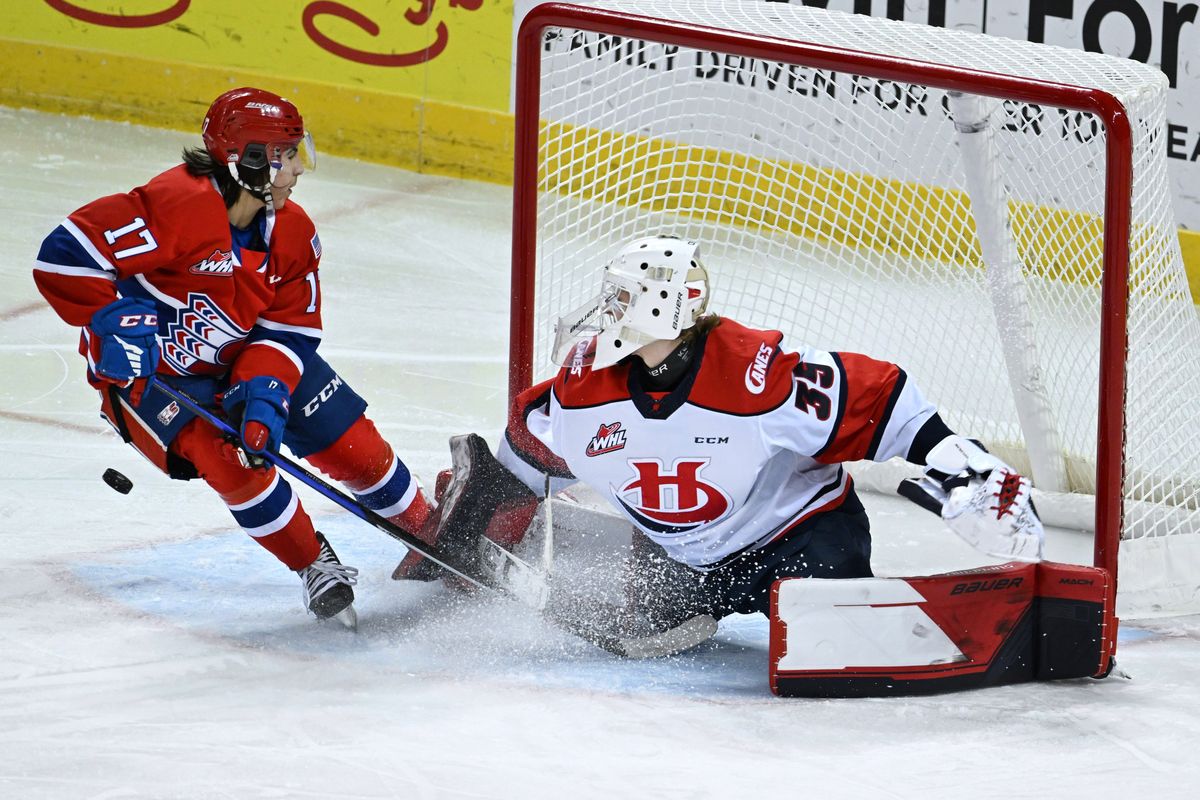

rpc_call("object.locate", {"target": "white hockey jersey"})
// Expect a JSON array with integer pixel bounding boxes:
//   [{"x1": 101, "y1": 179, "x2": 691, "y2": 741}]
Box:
[{"x1": 503, "y1": 319, "x2": 938, "y2": 569}]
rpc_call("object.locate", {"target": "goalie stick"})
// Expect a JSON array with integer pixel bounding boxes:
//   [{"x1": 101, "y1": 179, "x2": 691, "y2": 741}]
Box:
[
  {"x1": 150, "y1": 381, "x2": 668, "y2": 656},
  {"x1": 430, "y1": 432, "x2": 719, "y2": 658}
]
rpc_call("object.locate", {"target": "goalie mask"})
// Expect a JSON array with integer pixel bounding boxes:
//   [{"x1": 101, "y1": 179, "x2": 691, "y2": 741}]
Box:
[
  {"x1": 202, "y1": 87, "x2": 316, "y2": 200},
  {"x1": 552, "y1": 236, "x2": 710, "y2": 370}
]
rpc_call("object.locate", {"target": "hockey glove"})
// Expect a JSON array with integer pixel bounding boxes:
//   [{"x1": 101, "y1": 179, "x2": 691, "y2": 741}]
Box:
[
  {"x1": 221, "y1": 376, "x2": 291, "y2": 456},
  {"x1": 898, "y1": 435, "x2": 1044, "y2": 563},
  {"x1": 87, "y1": 297, "x2": 160, "y2": 405}
]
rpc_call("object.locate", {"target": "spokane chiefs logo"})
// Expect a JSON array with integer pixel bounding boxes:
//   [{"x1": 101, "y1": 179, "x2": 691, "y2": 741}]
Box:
[
  {"x1": 586, "y1": 422, "x2": 626, "y2": 456},
  {"x1": 160, "y1": 293, "x2": 249, "y2": 373},
  {"x1": 612, "y1": 458, "x2": 731, "y2": 534}
]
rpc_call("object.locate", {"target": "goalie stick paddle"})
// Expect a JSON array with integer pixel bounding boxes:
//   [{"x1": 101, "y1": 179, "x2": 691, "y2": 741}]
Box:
[
  {"x1": 149, "y1": 380, "x2": 638, "y2": 655},
  {"x1": 897, "y1": 477, "x2": 945, "y2": 516}
]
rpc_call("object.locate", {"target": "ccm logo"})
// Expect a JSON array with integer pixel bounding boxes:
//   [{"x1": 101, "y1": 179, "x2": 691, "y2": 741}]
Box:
[
  {"x1": 950, "y1": 577, "x2": 1023, "y2": 594},
  {"x1": 120, "y1": 313, "x2": 156, "y2": 327},
  {"x1": 302, "y1": 374, "x2": 343, "y2": 416},
  {"x1": 694, "y1": 437, "x2": 729, "y2": 444}
]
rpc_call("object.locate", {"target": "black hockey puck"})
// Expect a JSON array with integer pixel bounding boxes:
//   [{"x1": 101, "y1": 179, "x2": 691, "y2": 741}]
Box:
[{"x1": 102, "y1": 468, "x2": 133, "y2": 495}]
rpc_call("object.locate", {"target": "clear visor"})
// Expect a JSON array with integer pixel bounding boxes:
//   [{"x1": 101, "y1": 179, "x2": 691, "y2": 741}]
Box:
[
  {"x1": 270, "y1": 131, "x2": 317, "y2": 171},
  {"x1": 298, "y1": 131, "x2": 316, "y2": 170},
  {"x1": 550, "y1": 281, "x2": 631, "y2": 366}
]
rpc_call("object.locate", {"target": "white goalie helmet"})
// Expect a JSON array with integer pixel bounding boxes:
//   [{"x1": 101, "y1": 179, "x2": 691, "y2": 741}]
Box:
[{"x1": 552, "y1": 235, "x2": 710, "y2": 370}]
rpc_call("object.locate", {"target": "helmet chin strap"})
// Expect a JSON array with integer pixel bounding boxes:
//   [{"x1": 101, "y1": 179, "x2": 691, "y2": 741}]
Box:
[{"x1": 226, "y1": 162, "x2": 278, "y2": 209}]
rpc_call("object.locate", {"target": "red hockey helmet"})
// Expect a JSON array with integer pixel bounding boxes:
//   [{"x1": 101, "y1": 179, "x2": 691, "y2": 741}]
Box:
[{"x1": 201, "y1": 87, "x2": 315, "y2": 192}]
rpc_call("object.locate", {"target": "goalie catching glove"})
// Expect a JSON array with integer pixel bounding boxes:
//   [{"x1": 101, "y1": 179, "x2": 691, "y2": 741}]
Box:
[{"x1": 899, "y1": 435, "x2": 1044, "y2": 563}]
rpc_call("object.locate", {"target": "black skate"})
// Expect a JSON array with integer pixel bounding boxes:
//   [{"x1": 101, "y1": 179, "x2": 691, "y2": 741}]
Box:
[{"x1": 298, "y1": 532, "x2": 359, "y2": 630}]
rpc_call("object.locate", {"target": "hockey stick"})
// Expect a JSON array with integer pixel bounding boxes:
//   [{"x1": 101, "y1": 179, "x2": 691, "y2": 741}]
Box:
[
  {"x1": 152, "y1": 380, "x2": 485, "y2": 584},
  {"x1": 150, "y1": 380, "x2": 633, "y2": 653}
]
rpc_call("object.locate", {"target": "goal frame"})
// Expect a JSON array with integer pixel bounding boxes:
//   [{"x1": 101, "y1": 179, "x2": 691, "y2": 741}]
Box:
[{"x1": 508, "y1": 1, "x2": 1134, "y2": 582}]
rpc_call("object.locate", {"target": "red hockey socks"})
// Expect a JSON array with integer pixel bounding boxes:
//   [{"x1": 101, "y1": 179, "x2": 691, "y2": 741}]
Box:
[
  {"x1": 173, "y1": 419, "x2": 320, "y2": 570},
  {"x1": 306, "y1": 414, "x2": 433, "y2": 534}
]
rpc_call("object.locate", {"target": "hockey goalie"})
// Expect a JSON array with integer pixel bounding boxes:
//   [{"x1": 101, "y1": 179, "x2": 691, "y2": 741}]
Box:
[{"x1": 395, "y1": 235, "x2": 1115, "y2": 695}]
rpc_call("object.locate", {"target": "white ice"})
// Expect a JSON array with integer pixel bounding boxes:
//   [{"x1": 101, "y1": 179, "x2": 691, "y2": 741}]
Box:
[{"x1": 1, "y1": 107, "x2": 1198, "y2": 799}]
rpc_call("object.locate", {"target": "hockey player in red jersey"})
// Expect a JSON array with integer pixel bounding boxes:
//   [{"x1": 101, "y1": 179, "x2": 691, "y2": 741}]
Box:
[
  {"x1": 32, "y1": 87, "x2": 433, "y2": 628},
  {"x1": 401, "y1": 235, "x2": 1044, "y2": 652}
]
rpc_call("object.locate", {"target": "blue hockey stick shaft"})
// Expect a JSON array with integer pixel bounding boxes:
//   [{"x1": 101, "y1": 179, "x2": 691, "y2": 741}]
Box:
[
  {"x1": 150, "y1": 379, "x2": 484, "y2": 587},
  {"x1": 150, "y1": 380, "x2": 633, "y2": 654}
]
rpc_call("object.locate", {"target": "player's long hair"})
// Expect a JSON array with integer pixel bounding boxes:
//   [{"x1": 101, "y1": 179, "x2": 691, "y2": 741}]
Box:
[
  {"x1": 181, "y1": 147, "x2": 270, "y2": 208},
  {"x1": 683, "y1": 314, "x2": 721, "y2": 343}
]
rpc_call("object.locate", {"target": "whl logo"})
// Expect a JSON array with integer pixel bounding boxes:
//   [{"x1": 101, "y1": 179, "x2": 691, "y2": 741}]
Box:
[
  {"x1": 586, "y1": 422, "x2": 627, "y2": 456},
  {"x1": 189, "y1": 249, "x2": 235, "y2": 276},
  {"x1": 612, "y1": 458, "x2": 731, "y2": 534}
]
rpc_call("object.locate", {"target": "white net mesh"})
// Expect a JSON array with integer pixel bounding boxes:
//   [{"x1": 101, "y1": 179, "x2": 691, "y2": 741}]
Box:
[{"x1": 518, "y1": 0, "x2": 1200, "y2": 612}]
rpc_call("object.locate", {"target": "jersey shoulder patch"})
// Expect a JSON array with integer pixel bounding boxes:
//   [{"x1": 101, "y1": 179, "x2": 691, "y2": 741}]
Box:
[{"x1": 688, "y1": 319, "x2": 797, "y2": 415}]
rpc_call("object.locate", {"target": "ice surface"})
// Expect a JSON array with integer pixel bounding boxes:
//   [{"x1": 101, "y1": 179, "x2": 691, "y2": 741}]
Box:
[{"x1": 2, "y1": 108, "x2": 1199, "y2": 798}]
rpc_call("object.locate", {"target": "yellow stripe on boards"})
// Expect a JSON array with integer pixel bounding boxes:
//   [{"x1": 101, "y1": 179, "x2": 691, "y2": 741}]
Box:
[
  {"x1": 4, "y1": 36, "x2": 1198, "y2": 304},
  {"x1": 0, "y1": 40, "x2": 514, "y2": 185},
  {"x1": 540, "y1": 119, "x2": 1199, "y2": 303}
]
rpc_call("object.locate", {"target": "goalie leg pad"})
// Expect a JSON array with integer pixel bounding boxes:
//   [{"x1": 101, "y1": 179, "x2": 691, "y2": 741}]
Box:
[
  {"x1": 768, "y1": 561, "x2": 1115, "y2": 697},
  {"x1": 394, "y1": 434, "x2": 539, "y2": 580}
]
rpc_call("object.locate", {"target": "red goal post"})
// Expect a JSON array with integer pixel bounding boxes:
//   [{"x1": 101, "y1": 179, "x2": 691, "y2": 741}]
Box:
[{"x1": 509, "y1": 1, "x2": 1195, "y2": 611}]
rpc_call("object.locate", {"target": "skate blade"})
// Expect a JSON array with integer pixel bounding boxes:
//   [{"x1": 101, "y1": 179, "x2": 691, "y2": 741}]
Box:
[{"x1": 332, "y1": 604, "x2": 358, "y2": 631}]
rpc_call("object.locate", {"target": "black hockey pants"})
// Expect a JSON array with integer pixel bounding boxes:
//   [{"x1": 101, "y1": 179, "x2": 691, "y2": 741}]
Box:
[{"x1": 625, "y1": 488, "x2": 873, "y2": 627}]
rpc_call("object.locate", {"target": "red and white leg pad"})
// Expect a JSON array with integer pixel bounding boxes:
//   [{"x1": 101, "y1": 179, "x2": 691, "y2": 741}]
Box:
[{"x1": 769, "y1": 561, "x2": 1116, "y2": 697}]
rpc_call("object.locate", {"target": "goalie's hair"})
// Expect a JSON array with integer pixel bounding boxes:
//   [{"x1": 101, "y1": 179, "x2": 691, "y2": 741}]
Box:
[
  {"x1": 181, "y1": 146, "x2": 269, "y2": 209},
  {"x1": 682, "y1": 313, "x2": 722, "y2": 343}
]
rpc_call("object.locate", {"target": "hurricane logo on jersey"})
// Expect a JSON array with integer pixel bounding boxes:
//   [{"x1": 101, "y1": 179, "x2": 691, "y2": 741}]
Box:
[
  {"x1": 586, "y1": 422, "x2": 627, "y2": 456},
  {"x1": 161, "y1": 293, "x2": 249, "y2": 373},
  {"x1": 745, "y1": 341, "x2": 773, "y2": 394},
  {"x1": 189, "y1": 249, "x2": 236, "y2": 276},
  {"x1": 612, "y1": 458, "x2": 731, "y2": 534}
]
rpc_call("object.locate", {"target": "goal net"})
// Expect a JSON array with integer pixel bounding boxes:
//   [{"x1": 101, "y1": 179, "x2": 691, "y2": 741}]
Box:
[{"x1": 509, "y1": 0, "x2": 1200, "y2": 615}]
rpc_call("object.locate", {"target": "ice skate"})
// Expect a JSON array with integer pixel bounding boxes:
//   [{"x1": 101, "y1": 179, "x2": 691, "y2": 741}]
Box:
[{"x1": 298, "y1": 532, "x2": 359, "y2": 630}]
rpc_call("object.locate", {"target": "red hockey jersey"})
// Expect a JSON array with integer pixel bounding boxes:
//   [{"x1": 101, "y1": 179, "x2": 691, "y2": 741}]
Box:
[{"x1": 33, "y1": 164, "x2": 323, "y2": 392}]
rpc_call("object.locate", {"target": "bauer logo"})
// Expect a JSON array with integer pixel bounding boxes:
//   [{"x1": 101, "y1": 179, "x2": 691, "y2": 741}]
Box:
[
  {"x1": 189, "y1": 249, "x2": 235, "y2": 276},
  {"x1": 950, "y1": 577, "x2": 1024, "y2": 595},
  {"x1": 745, "y1": 342, "x2": 773, "y2": 394},
  {"x1": 586, "y1": 422, "x2": 627, "y2": 456},
  {"x1": 613, "y1": 457, "x2": 731, "y2": 534}
]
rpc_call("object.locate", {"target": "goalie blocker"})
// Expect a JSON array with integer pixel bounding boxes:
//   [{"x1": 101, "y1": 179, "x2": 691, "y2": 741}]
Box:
[{"x1": 768, "y1": 561, "x2": 1116, "y2": 698}]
